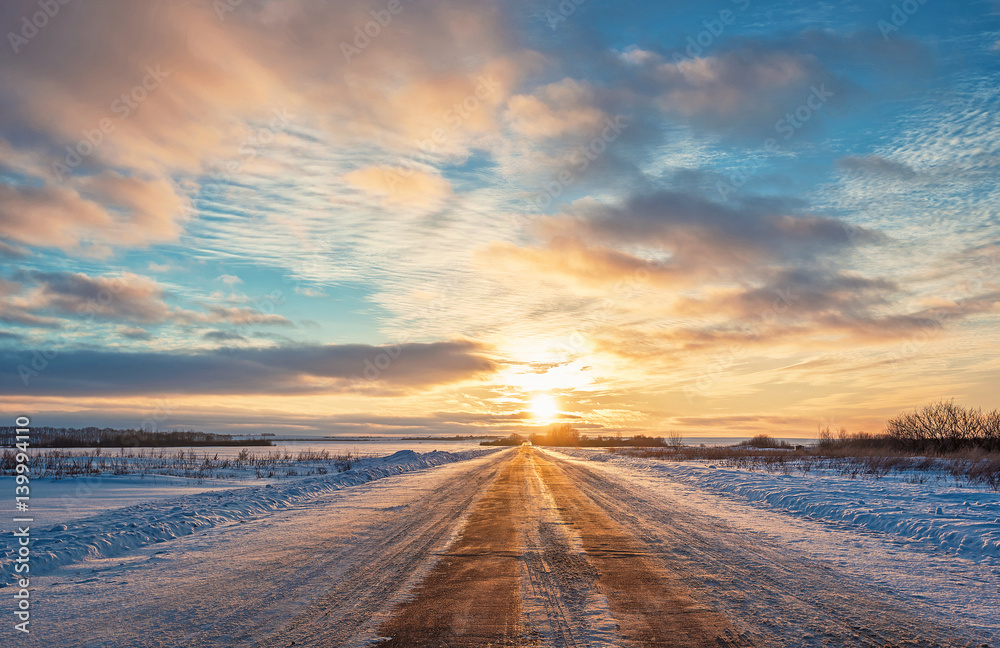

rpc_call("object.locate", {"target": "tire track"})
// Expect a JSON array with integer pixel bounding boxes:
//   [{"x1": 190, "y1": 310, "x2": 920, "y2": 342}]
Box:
[
  {"x1": 518, "y1": 456, "x2": 618, "y2": 648},
  {"x1": 529, "y1": 450, "x2": 745, "y2": 647},
  {"x1": 369, "y1": 448, "x2": 530, "y2": 647}
]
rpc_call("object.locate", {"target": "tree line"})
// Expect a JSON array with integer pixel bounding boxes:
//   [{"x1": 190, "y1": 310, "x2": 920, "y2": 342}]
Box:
[
  {"x1": 0, "y1": 426, "x2": 273, "y2": 448},
  {"x1": 481, "y1": 424, "x2": 669, "y2": 447}
]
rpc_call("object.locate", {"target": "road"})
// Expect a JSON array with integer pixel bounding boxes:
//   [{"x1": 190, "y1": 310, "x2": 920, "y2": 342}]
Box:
[
  {"x1": 21, "y1": 446, "x2": 991, "y2": 647},
  {"x1": 265, "y1": 446, "x2": 980, "y2": 647}
]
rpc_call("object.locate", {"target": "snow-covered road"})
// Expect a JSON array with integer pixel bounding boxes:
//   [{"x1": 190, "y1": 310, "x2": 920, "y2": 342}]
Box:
[{"x1": 4, "y1": 446, "x2": 998, "y2": 647}]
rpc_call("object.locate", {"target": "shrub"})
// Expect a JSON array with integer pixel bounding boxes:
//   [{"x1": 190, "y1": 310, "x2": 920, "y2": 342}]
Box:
[
  {"x1": 886, "y1": 401, "x2": 1000, "y2": 453},
  {"x1": 738, "y1": 434, "x2": 792, "y2": 449}
]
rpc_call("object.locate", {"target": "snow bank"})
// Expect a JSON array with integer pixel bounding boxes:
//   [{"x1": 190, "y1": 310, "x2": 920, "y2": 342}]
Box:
[
  {"x1": 556, "y1": 449, "x2": 1000, "y2": 564},
  {"x1": 4, "y1": 448, "x2": 498, "y2": 576}
]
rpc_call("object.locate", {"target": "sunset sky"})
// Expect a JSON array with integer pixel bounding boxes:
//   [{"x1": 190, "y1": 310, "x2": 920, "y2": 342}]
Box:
[{"x1": 1, "y1": 0, "x2": 998, "y2": 438}]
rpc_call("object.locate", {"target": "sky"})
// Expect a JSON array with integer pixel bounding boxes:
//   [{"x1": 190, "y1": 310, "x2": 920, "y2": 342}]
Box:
[{"x1": 1, "y1": 0, "x2": 999, "y2": 438}]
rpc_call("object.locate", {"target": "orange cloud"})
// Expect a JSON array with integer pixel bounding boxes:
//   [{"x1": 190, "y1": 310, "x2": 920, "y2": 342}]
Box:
[
  {"x1": 0, "y1": 174, "x2": 187, "y2": 255},
  {"x1": 505, "y1": 78, "x2": 606, "y2": 138},
  {"x1": 0, "y1": 0, "x2": 530, "y2": 253},
  {"x1": 480, "y1": 237, "x2": 675, "y2": 291},
  {"x1": 344, "y1": 165, "x2": 453, "y2": 208}
]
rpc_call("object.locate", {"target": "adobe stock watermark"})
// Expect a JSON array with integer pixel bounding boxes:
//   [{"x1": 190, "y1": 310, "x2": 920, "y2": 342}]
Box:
[
  {"x1": 550, "y1": 256, "x2": 667, "y2": 361},
  {"x1": 884, "y1": 249, "x2": 999, "y2": 366},
  {"x1": 684, "y1": 286, "x2": 799, "y2": 402},
  {"x1": 378, "y1": 74, "x2": 501, "y2": 193},
  {"x1": 348, "y1": 276, "x2": 463, "y2": 390},
  {"x1": 17, "y1": 271, "x2": 134, "y2": 386},
  {"x1": 878, "y1": 0, "x2": 930, "y2": 41},
  {"x1": 139, "y1": 399, "x2": 175, "y2": 434},
  {"x1": 222, "y1": 235, "x2": 329, "y2": 349},
  {"x1": 669, "y1": 0, "x2": 751, "y2": 68},
  {"x1": 202, "y1": 107, "x2": 293, "y2": 193},
  {"x1": 511, "y1": 115, "x2": 629, "y2": 229},
  {"x1": 226, "y1": 289, "x2": 288, "y2": 346},
  {"x1": 51, "y1": 65, "x2": 171, "y2": 180},
  {"x1": 544, "y1": 0, "x2": 588, "y2": 30},
  {"x1": 11, "y1": 416, "x2": 33, "y2": 634},
  {"x1": 339, "y1": 0, "x2": 411, "y2": 62},
  {"x1": 717, "y1": 84, "x2": 833, "y2": 200},
  {"x1": 7, "y1": 0, "x2": 72, "y2": 54},
  {"x1": 775, "y1": 84, "x2": 833, "y2": 139}
]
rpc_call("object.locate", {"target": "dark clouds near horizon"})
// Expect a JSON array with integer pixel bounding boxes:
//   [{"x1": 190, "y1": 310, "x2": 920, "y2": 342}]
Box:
[{"x1": 2, "y1": 340, "x2": 497, "y2": 395}]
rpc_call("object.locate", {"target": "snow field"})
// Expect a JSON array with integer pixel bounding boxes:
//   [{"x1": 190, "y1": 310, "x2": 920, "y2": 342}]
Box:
[{"x1": 1, "y1": 449, "x2": 499, "y2": 578}]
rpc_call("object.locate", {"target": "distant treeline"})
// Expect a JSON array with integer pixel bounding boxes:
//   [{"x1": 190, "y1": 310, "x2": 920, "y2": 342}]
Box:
[
  {"x1": 821, "y1": 401, "x2": 1000, "y2": 454},
  {"x1": 401, "y1": 435, "x2": 498, "y2": 441},
  {"x1": 0, "y1": 426, "x2": 273, "y2": 448},
  {"x1": 481, "y1": 425, "x2": 668, "y2": 448}
]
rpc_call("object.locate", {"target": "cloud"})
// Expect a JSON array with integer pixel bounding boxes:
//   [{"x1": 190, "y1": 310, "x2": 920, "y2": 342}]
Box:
[
  {"x1": 0, "y1": 0, "x2": 531, "y2": 254},
  {"x1": 294, "y1": 286, "x2": 327, "y2": 298},
  {"x1": 481, "y1": 237, "x2": 678, "y2": 291},
  {"x1": 505, "y1": 79, "x2": 607, "y2": 138},
  {"x1": 206, "y1": 306, "x2": 292, "y2": 326},
  {"x1": 654, "y1": 50, "x2": 812, "y2": 121},
  {"x1": 116, "y1": 326, "x2": 152, "y2": 340},
  {"x1": 0, "y1": 174, "x2": 187, "y2": 255},
  {"x1": 344, "y1": 166, "x2": 453, "y2": 208},
  {"x1": 530, "y1": 191, "x2": 883, "y2": 285},
  {"x1": 607, "y1": 31, "x2": 930, "y2": 136},
  {"x1": 591, "y1": 270, "x2": 999, "y2": 361},
  {"x1": 837, "y1": 155, "x2": 917, "y2": 179},
  {"x1": 479, "y1": 185, "x2": 991, "y2": 365},
  {"x1": 203, "y1": 330, "x2": 247, "y2": 343},
  {"x1": 1, "y1": 271, "x2": 292, "y2": 329},
  {"x1": 0, "y1": 277, "x2": 64, "y2": 327},
  {"x1": 215, "y1": 274, "x2": 244, "y2": 286},
  {"x1": 0, "y1": 340, "x2": 497, "y2": 395},
  {"x1": 675, "y1": 268, "x2": 899, "y2": 321},
  {"x1": 0, "y1": 184, "x2": 114, "y2": 253},
  {"x1": 0, "y1": 240, "x2": 28, "y2": 258},
  {"x1": 14, "y1": 271, "x2": 178, "y2": 324}
]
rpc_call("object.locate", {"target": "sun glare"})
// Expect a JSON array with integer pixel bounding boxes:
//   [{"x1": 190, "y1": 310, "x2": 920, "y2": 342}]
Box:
[{"x1": 529, "y1": 393, "x2": 560, "y2": 423}]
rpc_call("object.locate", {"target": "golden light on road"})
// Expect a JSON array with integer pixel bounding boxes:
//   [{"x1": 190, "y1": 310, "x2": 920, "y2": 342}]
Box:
[{"x1": 529, "y1": 393, "x2": 560, "y2": 424}]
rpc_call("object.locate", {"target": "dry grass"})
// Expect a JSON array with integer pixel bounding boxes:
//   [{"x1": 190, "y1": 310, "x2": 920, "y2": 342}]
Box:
[
  {"x1": 0, "y1": 447, "x2": 370, "y2": 480},
  {"x1": 613, "y1": 444, "x2": 1000, "y2": 491}
]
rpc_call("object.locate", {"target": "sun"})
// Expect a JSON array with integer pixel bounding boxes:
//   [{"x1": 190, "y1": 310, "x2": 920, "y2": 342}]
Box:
[{"x1": 529, "y1": 393, "x2": 560, "y2": 423}]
